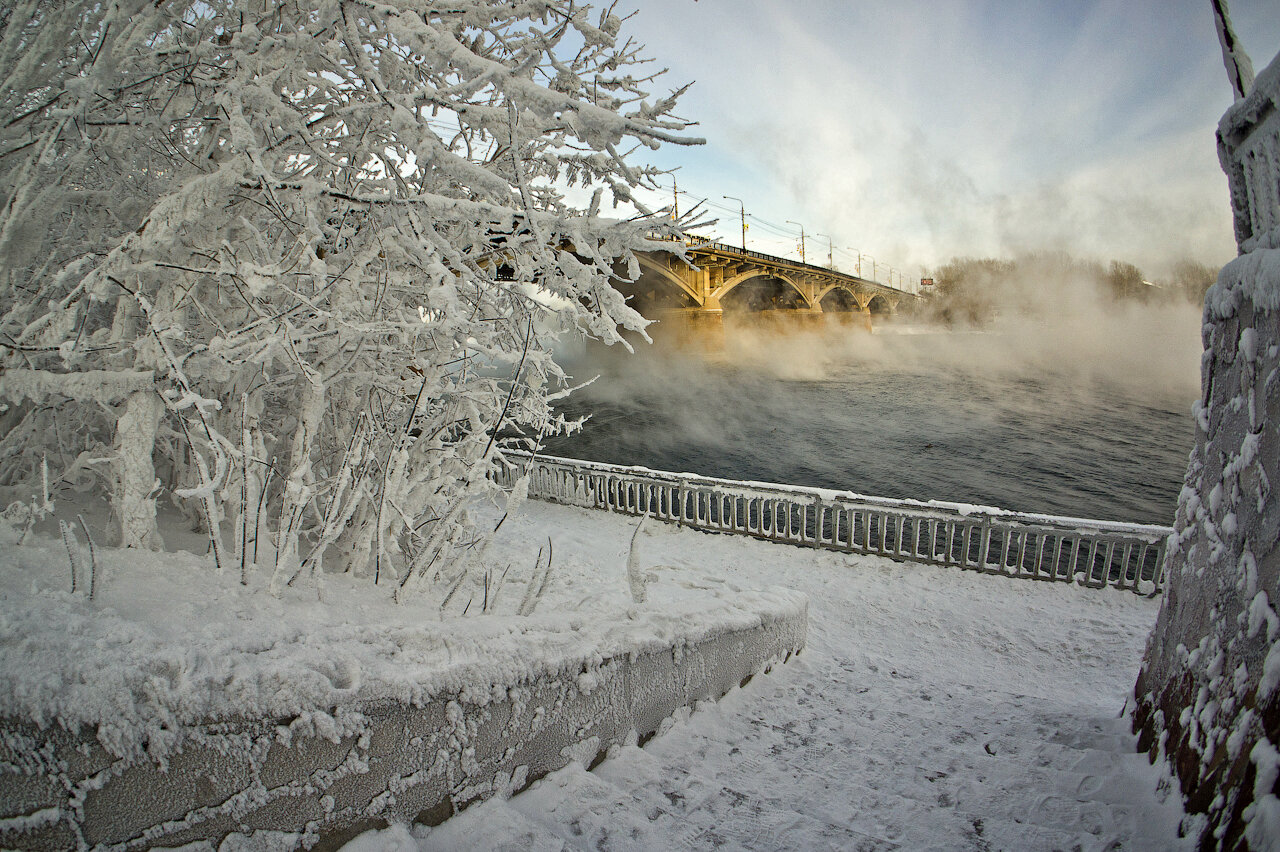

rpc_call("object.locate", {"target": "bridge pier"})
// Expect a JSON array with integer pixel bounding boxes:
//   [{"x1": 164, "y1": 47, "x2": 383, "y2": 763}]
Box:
[
  {"x1": 851, "y1": 294, "x2": 875, "y2": 332},
  {"x1": 652, "y1": 307, "x2": 724, "y2": 349}
]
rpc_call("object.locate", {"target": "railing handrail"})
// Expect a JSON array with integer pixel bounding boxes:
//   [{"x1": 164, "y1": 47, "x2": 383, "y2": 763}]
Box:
[
  {"x1": 504, "y1": 451, "x2": 1170, "y2": 537},
  {"x1": 498, "y1": 451, "x2": 1173, "y2": 595}
]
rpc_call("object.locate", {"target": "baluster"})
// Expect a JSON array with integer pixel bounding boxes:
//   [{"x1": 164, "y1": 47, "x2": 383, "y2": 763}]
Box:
[
  {"x1": 959, "y1": 523, "x2": 973, "y2": 567},
  {"x1": 976, "y1": 521, "x2": 991, "y2": 569},
  {"x1": 998, "y1": 528, "x2": 1012, "y2": 572},
  {"x1": 1033, "y1": 533, "x2": 1047, "y2": 577},
  {"x1": 1152, "y1": 539, "x2": 1168, "y2": 592},
  {"x1": 1081, "y1": 539, "x2": 1098, "y2": 585}
]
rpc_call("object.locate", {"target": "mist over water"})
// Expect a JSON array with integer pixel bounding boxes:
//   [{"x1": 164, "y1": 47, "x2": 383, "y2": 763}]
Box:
[{"x1": 547, "y1": 294, "x2": 1203, "y2": 526}]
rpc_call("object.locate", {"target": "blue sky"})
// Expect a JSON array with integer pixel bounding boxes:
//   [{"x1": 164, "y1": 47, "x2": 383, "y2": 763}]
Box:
[{"x1": 619, "y1": 0, "x2": 1280, "y2": 279}]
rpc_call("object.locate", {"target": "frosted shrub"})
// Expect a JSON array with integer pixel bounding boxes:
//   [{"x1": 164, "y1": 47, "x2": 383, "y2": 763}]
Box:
[{"x1": 0, "y1": 0, "x2": 700, "y2": 596}]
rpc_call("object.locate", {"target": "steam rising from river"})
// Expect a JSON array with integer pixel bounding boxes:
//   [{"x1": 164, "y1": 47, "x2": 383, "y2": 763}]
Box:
[
  {"x1": 569, "y1": 270, "x2": 1204, "y2": 404},
  {"x1": 548, "y1": 270, "x2": 1204, "y2": 524}
]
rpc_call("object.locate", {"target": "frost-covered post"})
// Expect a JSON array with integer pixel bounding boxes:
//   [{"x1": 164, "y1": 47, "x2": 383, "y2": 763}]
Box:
[
  {"x1": 0, "y1": 1, "x2": 702, "y2": 594},
  {"x1": 0, "y1": 370, "x2": 162, "y2": 549},
  {"x1": 110, "y1": 389, "x2": 163, "y2": 550},
  {"x1": 1132, "y1": 11, "x2": 1280, "y2": 847}
]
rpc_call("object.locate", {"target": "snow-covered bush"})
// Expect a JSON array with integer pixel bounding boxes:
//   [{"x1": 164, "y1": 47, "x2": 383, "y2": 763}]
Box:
[{"x1": 0, "y1": 0, "x2": 700, "y2": 597}]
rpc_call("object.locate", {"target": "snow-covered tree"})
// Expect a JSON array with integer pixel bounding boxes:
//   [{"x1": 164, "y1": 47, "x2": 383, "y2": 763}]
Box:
[{"x1": 0, "y1": 0, "x2": 700, "y2": 597}]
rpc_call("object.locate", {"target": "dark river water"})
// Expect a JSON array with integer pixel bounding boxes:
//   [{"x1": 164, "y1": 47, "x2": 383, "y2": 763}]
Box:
[{"x1": 547, "y1": 316, "x2": 1202, "y2": 526}]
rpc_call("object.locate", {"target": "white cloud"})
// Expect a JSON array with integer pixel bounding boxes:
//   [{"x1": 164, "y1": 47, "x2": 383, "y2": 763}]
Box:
[{"x1": 622, "y1": 0, "x2": 1279, "y2": 276}]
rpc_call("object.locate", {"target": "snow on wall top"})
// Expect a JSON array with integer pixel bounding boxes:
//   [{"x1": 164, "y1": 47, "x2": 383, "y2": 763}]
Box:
[{"x1": 0, "y1": 519, "x2": 806, "y2": 764}]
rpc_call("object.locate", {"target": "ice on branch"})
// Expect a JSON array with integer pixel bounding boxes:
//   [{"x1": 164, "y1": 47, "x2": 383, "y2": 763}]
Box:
[{"x1": 0, "y1": 0, "x2": 703, "y2": 594}]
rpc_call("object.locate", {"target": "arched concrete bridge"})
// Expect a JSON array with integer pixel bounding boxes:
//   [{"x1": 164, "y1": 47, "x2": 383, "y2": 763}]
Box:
[{"x1": 626, "y1": 239, "x2": 918, "y2": 336}]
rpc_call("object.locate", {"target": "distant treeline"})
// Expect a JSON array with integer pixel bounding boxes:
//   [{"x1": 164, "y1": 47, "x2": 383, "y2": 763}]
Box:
[{"x1": 916, "y1": 252, "x2": 1218, "y2": 326}]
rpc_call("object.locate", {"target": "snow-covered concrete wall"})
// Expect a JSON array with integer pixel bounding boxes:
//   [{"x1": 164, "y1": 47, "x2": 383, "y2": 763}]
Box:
[
  {"x1": 1133, "y1": 47, "x2": 1280, "y2": 850},
  {"x1": 0, "y1": 599, "x2": 806, "y2": 850}
]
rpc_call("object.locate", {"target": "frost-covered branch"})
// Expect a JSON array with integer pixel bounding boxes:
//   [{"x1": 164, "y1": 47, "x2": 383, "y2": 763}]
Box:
[{"x1": 0, "y1": 0, "x2": 700, "y2": 598}]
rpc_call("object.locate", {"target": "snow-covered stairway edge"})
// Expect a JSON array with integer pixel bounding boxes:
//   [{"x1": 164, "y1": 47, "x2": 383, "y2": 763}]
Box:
[
  {"x1": 1133, "y1": 42, "x2": 1280, "y2": 851},
  {"x1": 0, "y1": 594, "x2": 807, "y2": 851}
]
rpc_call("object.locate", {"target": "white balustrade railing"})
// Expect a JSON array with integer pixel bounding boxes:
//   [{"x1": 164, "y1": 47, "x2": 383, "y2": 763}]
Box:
[{"x1": 498, "y1": 453, "x2": 1172, "y2": 595}]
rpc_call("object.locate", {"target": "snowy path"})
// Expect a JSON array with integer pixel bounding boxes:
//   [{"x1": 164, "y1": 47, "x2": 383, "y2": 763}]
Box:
[{"x1": 349, "y1": 501, "x2": 1188, "y2": 852}]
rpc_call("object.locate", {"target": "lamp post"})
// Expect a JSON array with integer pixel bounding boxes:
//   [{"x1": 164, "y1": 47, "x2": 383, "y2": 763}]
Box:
[
  {"x1": 844, "y1": 248, "x2": 861, "y2": 276},
  {"x1": 816, "y1": 233, "x2": 833, "y2": 268},
  {"x1": 723, "y1": 195, "x2": 747, "y2": 251},
  {"x1": 785, "y1": 220, "x2": 806, "y2": 263},
  {"x1": 862, "y1": 253, "x2": 876, "y2": 282}
]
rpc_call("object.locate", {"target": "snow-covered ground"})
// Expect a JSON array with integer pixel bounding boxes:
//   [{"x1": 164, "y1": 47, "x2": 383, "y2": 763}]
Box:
[
  {"x1": 0, "y1": 493, "x2": 1187, "y2": 850},
  {"x1": 343, "y1": 500, "x2": 1189, "y2": 851}
]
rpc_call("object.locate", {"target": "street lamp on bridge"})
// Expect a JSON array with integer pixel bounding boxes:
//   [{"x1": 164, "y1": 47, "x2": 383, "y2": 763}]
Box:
[
  {"x1": 785, "y1": 220, "x2": 806, "y2": 263},
  {"x1": 722, "y1": 195, "x2": 747, "y2": 251},
  {"x1": 844, "y1": 248, "x2": 861, "y2": 276},
  {"x1": 816, "y1": 233, "x2": 834, "y2": 268}
]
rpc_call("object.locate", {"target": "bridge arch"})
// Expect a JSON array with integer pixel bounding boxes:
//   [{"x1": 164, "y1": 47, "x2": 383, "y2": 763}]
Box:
[
  {"x1": 714, "y1": 269, "x2": 814, "y2": 310},
  {"x1": 816, "y1": 283, "x2": 863, "y2": 312},
  {"x1": 634, "y1": 255, "x2": 702, "y2": 305},
  {"x1": 867, "y1": 294, "x2": 893, "y2": 314}
]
